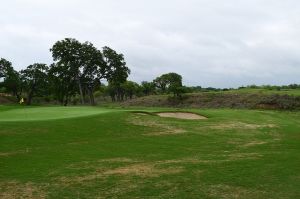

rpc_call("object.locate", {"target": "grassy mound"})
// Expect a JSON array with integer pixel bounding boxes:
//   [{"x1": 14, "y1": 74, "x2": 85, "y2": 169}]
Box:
[{"x1": 0, "y1": 106, "x2": 116, "y2": 121}]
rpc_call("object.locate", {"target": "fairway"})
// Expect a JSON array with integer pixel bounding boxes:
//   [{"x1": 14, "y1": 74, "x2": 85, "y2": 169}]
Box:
[
  {"x1": 1, "y1": 106, "x2": 300, "y2": 198},
  {"x1": 0, "y1": 106, "x2": 116, "y2": 121}
]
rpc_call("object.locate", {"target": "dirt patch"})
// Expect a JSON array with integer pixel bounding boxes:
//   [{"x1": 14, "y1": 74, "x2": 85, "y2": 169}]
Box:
[
  {"x1": 241, "y1": 141, "x2": 267, "y2": 147},
  {"x1": 128, "y1": 116, "x2": 186, "y2": 136},
  {"x1": 56, "y1": 154, "x2": 265, "y2": 189},
  {"x1": 226, "y1": 153, "x2": 263, "y2": 160},
  {"x1": 0, "y1": 181, "x2": 46, "y2": 199},
  {"x1": 207, "y1": 184, "x2": 267, "y2": 199},
  {"x1": 227, "y1": 139, "x2": 268, "y2": 148},
  {"x1": 145, "y1": 129, "x2": 185, "y2": 136},
  {"x1": 208, "y1": 122, "x2": 276, "y2": 130},
  {"x1": 65, "y1": 158, "x2": 136, "y2": 170},
  {"x1": 67, "y1": 141, "x2": 89, "y2": 145},
  {"x1": 0, "y1": 149, "x2": 30, "y2": 157},
  {"x1": 96, "y1": 179, "x2": 140, "y2": 198},
  {"x1": 158, "y1": 158, "x2": 214, "y2": 164},
  {"x1": 58, "y1": 172, "x2": 106, "y2": 185},
  {"x1": 160, "y1": 155, "x2": 263, "y2": 165},
  {"x1": 157, "y1": 112, "x2": 207, "y2": 120},
  {"x1": 104, "y1": 163, "x2": 183, "y2": 177},
  {"x1": 58, "y1": 160, "x2": 184, "y2": 185},
  {"x1": 97, "y1": 158, "x2": 136, "y2": 163}
]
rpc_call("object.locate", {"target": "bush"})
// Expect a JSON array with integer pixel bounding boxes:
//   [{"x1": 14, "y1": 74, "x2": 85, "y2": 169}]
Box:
[
  {"x1": 94, "y1": 90, "x2": 103, "y2": 98},
  {"x1": 0, "y1": 87, "x2": 6, "y2": 93},
  {"x1": 71, "y1": 95, "x2": 80, "y2": 105},
  {"x1": 258, "y1": 94, "x2": 300, "y2": 110}
]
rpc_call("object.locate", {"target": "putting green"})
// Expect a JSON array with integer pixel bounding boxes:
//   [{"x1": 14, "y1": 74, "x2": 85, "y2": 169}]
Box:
[{"x1": 0, "y1": 106, "x2": 116, "y2": 121}]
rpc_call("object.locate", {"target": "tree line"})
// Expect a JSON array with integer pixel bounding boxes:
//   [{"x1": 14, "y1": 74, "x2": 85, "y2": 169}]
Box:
[
  {"x1": 0, "y1": 38, "x2": 185, "y2": 105},
  {"x1": 103, "y1": 72, "x2": 185, "y2": 102}
]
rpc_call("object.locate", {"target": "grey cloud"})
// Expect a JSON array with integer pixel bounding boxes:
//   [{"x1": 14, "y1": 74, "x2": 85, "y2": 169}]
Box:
[{"x1": 0, "y1": 0, "x2": 300, "y2": 87}]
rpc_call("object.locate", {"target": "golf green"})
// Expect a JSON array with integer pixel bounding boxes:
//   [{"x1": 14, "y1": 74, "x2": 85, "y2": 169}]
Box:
[{"x1": 0, "y1": 106, "x2": 116, "y2": 121}]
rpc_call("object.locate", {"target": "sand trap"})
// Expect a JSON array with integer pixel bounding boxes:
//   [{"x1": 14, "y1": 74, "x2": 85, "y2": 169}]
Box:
[{"x1": 157, "y1": 112, "x2": 207, "y2": 120}]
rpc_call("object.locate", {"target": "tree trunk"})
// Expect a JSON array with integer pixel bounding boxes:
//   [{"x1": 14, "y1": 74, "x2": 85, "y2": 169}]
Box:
[
  {"x1": 64, "y1": 96, "x2": 69, "y2": 106},
  {"x1": 27, "y1": 90, "x2": 34, "y2": 105},
  {"x1": 90, "y1": 90, "x2": 95, "y2": 105},
  {"x1": 87, "y1": 88, "x2": 95, "y2": 106},
  {"x1": 14, "y1": 91, "x2": 20, "y2": 102},
  {"x1": 78, "y1": 78, "x2": 84, "y2": 105},
  {"x1": 13, "y1": 88, "x2": 21, "y2": 102},
  {"x1": 59, "y1": 91, "x2": 64, "y2": 105},
  {"x1": 110, "y1": 94, "x2": 115, "y2": 102}
]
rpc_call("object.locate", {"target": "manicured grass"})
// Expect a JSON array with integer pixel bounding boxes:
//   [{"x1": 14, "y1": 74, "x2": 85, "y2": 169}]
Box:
[
  {"x1": 0, "y1": 106, "x2": 299, "y2": 198},
  {"x1": 0, "y1": 106, "x2": 117, "y2": 121}
]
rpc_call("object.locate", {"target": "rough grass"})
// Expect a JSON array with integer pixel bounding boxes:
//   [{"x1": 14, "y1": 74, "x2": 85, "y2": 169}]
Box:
[
  {"x1": 0, "y1": 106, "x2": 300, "y2": 198},
  {"x1": 225, "y1": 88, "x2": 300, "y2": 96},
  {"x1": 122, "y1": 92, "x2": 300, "y2": 110}
]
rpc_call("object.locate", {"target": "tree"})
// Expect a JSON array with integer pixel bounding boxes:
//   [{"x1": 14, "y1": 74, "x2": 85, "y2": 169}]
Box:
[
  {"x1": 81, "y1": 42, "x2": 107, "y2": 105},
  {"x1": 153, "y1": 76, "x2": 168, "y2": 93},
  {"x1": 154, "y1": 72, "x2": 183, "y2": 97},
  {"x1": 48, "y1": 63, "x2": 77, "y2": 106},
  {"x1": 21, "y1": 63, "x2": 49, "y2": 105},
  {"x1": 122, "y1": 81, "x2": 140, "y2": 99},
  {"x1": 1, "y1": 39, "x2": 134, "y2": 105},
  {"x1": 0, "y1": 58, "x2": 12, "y2": 78},
  {"x1": 50, "y1": 38, "x2": 85, "y2": 105},
  {"x1": 166, "y1": 73, "x2": 183, "y2": 97},
  {"x1": 0, "y1": 58, "x2": 11, "y2": 91},
  {"x1": 105, "y1": 83, "x2": 117, "y2": 102},
  {"x1": 50, "y1": 38, "x2": 108, "y2": 105},
  {"x1": 103, "y1": 46, "x2": 130, "y2": 101},
  {"x1": 141, "y1": 81, "x2": 155, "y2": 95},
  {"x1": 0, "y1": 58, "x2": 22, "y2": 100}
]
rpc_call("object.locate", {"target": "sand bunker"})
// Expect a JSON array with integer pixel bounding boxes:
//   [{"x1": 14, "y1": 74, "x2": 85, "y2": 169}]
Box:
[{"x1": 157, "y1": 112, "x2": 207, "y2": 120}]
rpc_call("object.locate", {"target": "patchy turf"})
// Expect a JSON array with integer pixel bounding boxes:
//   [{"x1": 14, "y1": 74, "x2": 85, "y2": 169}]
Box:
[
  {"x1": 0, "y1": 106, "x2": 300, "y2": 198},
  {"x1": 157, "y1": 112, "x2": 207, "y2": 120}
]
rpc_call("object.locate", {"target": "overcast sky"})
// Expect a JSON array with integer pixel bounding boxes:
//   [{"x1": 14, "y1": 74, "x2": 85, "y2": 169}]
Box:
[{"x1": 1, "y1": 0, "x2": 300, "y2": 87}]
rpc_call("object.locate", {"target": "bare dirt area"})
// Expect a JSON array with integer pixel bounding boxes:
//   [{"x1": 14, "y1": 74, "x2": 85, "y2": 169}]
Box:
[
  {"x1": 128, "y1": 114, "x2": 186, "y2": 136},
  {"x1": 157, "y1": 112, "x2": 207, "y2": 120},
  {"x1": 0, "y1": 181, "x2": 46, "y2": 199},
  {"x1": 206, "y1": 122, "x2": 277, "y2": 130}
]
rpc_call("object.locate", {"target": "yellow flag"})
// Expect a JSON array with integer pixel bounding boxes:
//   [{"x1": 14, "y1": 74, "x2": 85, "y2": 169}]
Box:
[{"x1": 19, "y1": 98, "x2": 24, "y2": 104}]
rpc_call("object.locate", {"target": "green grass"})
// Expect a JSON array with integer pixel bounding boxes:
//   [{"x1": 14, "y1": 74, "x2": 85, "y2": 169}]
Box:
[
  {"x1": 0, "y1": 106, "x2": 117, "y2": 121},
  {"x1": 1, "y1": 106, "x2": 299, "y2": 198}
]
